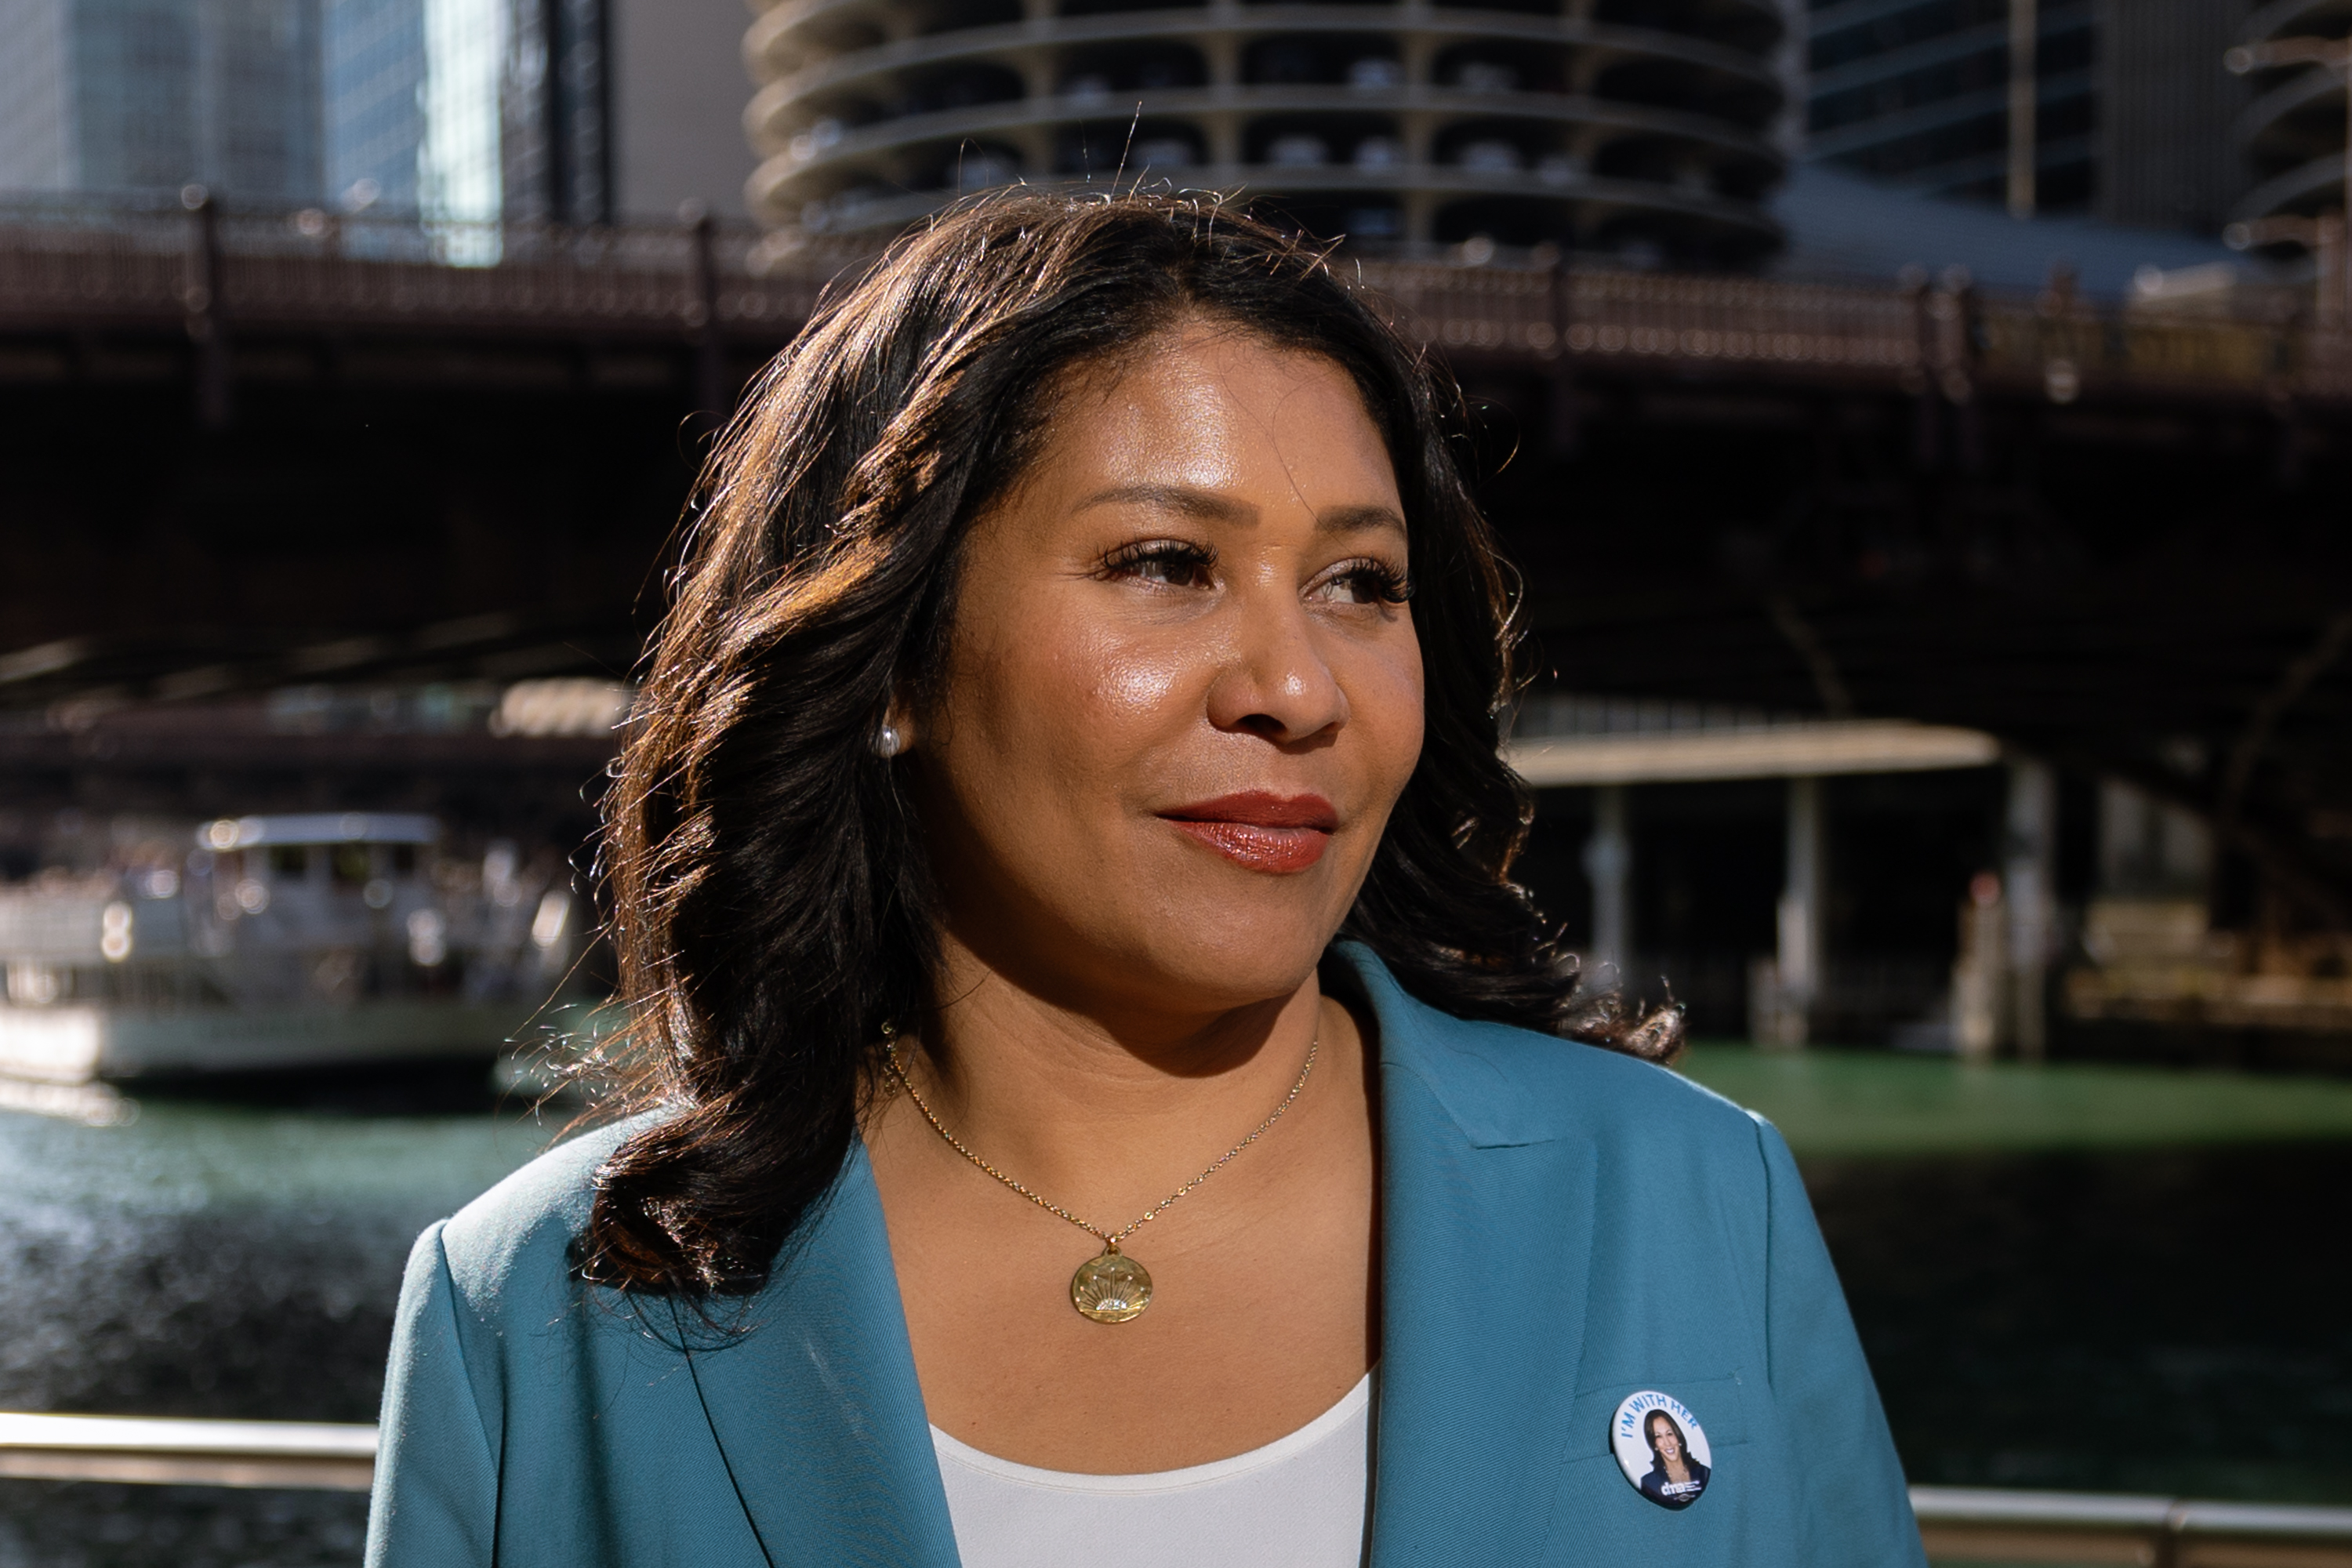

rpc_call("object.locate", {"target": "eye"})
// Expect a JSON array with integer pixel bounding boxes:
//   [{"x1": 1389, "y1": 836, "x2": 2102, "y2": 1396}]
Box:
[
  {"x1": 1312, "y1": 557, "x2": 1414, "y2": 608},
  {"x1": 1099, "y1": 539, "x2": 1217, "y2": 590}
]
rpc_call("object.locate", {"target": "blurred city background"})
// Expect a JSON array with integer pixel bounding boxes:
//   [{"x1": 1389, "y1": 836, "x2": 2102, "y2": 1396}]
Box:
[{"x1": 2, "y1": 0, "x2": 2350, "y2": 1560}]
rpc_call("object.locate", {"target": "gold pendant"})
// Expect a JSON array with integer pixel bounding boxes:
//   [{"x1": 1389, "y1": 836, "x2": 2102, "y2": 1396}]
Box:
[{"x1": 1070, "y1": 1243, "x2": 1152, "y2": 1323}]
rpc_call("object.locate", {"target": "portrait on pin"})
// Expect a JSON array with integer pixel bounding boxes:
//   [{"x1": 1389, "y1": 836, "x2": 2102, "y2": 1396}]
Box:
[
  {"x1": 1610, "y1": 1390, "x2": 1715, "y2": 1511},
  {"x1": 1638, "y1": 1408, "x2": 1711, "y2": 1509}
]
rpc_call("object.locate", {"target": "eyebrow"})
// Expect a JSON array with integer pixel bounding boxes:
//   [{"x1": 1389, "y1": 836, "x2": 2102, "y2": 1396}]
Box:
[
  {"x1": 1316, "y1": 503, "x2": 1409, "y2": 540},
  {"x1": 1075, "y1": 485, "x2": 1406, "y2": 538}
]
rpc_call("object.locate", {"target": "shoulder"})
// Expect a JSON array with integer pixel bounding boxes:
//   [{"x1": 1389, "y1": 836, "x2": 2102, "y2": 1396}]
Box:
[
  {"x1": 1335, "y1": 942, "x2": 1769, "y2": 1163},
  {"x1": 434, "y1": 1109, "x2": 670, "y2": 1316},
  {"x1": 1415, "y1": 1005, "x2": 1759, "y2": 1153}
]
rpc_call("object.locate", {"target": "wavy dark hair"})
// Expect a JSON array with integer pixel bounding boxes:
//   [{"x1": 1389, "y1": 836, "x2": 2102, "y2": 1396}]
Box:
[{"x1": 583, "y1": 191, "x2": 1681, "y2": 1297}]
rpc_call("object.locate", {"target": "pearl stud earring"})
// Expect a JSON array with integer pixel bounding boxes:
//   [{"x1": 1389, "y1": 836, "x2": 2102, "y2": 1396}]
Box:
[{"x1": 873, "y1": 722, "x2": 905, "y2": 758}]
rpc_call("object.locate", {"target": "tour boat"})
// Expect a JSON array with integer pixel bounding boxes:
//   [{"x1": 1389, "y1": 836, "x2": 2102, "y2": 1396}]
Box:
[{"x1": 0, "y1": 814, "x2": 580, "y2": 1087}]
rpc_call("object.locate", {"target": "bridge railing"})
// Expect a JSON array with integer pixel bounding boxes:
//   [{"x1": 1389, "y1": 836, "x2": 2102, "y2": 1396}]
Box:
[
  {"x1": 2, "y1": 1411, "x2": 2349, "y2": 1564},
  {"x1": 2, "y1": 198, "x2": 2346, "y2": 405},
  {"x1": 1360, "y1": 254, "x2": 2352, "y2": 405},
  {"x1": 0, "y1": 199, "x2": 858, "y2": 339},
  {"x1": 1365, "y1": 260, "x2": 1926, "y2": 372}
]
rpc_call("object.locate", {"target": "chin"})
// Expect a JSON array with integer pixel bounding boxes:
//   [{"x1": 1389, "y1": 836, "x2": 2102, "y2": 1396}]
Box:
[
  {"x1": 1117, "y1": 879, "x2": 1351, "y2": 1007},
  {"x1": 1172, "y1": 932, "x2": 1331, "y2": 1002}
]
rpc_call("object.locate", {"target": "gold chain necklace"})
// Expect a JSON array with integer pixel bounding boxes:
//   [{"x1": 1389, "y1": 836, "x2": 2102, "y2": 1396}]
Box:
[{"x1": 883, "y1": 1027, "x2": 1318, "y2": 1324}]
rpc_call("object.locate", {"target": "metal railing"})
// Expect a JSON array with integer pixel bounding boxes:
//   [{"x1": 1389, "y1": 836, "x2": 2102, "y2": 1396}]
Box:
[
  {"x1": 1359, "y1": 255, "x2": 2352, "y2": 405},
  {"x1": 0, "y1": 1411, "x2": 374, "y2": 1491},
  {"x1": 1912, "y1": 1484, "x2": 2352, "y2": 1567},
  {"x1": 3, "y1": 197, "x2": 2350, "y2": 406},
  {"x1": 5, "y1": 1411, "x2": 2350, "y2": 1563},
  {"x1": 0, "y1": 196, "x2": 855, "y2": 342}
]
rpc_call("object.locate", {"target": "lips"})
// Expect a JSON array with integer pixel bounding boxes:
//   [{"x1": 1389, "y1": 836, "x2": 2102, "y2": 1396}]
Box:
[{"x1": 1159, "y1": 792, "x2": 1338, "y2": 874}]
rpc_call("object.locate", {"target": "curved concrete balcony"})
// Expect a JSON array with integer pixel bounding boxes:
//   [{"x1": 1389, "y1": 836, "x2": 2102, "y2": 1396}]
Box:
[
  {"x1": 758, "y1": 158, "x2": 1780, "y2": 246},
  {"x1": 2234, "y1": 151, "x2": 2352, "y2": 223},
  {"x1": 746, "y1": 2, "x2": 1782, "y2": 90},
  {"x1": 739, "y1": 0, "x2": 1786, "y2": 251},
  {"x1": 2233, "y1": 0, "x2": 2350, "y2": 220},
  {"x1": 2235, "y1": 57, "x2": 2348, "y2": 167},
  {"x1": 747, "y1": 24, "x2": 1776, "y2": 142},
  {"x1": 2243, "y1": 0, "x2": 2352, "y2": 49},
  {"x1": 750, "y1": 83, "x2": 1777, "y2": 169}
]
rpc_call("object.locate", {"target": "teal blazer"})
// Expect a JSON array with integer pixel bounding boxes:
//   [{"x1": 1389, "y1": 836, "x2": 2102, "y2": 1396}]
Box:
[{"x1": 366, "y1": 946, "x2": 1926, "y2": 1566}]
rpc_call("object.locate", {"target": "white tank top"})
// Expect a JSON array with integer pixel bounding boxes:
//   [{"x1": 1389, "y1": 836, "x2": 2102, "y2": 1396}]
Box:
[{"x1": 930, "y1": 1370, "x2": 1376, "y2": 1568}]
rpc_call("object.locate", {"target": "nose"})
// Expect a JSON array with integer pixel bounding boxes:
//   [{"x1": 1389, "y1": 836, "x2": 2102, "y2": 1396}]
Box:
[{"x1": 1203, "y1": 585, "x2": 1348, "y2": 745}]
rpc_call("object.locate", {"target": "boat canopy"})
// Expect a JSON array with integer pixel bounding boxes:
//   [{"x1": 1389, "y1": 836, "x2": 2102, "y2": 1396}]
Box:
[{"x1": 197, "y1": 815, "x2": 440, "y2": 851}]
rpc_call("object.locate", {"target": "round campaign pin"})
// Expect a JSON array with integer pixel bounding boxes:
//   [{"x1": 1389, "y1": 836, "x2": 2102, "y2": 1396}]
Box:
[{"x1": 1610, "y1": 1390, "x2": 1713, "y2": 1510}]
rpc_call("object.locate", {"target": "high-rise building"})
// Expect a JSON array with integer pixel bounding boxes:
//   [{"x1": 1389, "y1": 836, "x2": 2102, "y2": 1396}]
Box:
[
  {"x1": 608, "y1": 0, "x2": 757, "y2": 218},
  {"x1": 1800, "y1": 0, "x2": 2253, "y2": 234},
  {"x1": 322, "y1": 0, "x2": 430, "y2": 212},
  {"x1": 323, "y1": 0, "x2": 613, "y2": 224},
  {"x1": 1804, "y1": 0, "x2": 2096, "y2": 215},
  {"x1": 2098, "y1": 2, "x2": 2249, "y2": 234},
  {"x1": 0, "y1": 0, "x2": 325, "y2": 204},
  {"x1": 736, "y1": 0, "x2": 1795, "y2": 260},
  {"x1": 0, "y1": 0, "x2": 612, "y2": 225}
]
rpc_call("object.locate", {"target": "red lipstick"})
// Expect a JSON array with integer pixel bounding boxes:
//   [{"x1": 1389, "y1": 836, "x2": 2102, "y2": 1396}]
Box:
[{"x1": 1159, "y1": 792, "x2": 1338, "y2": 874}]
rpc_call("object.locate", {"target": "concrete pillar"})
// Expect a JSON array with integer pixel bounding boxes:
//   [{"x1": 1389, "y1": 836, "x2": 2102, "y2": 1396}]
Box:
[
  {"x1": 1006, "y1": 127, "x2": 1054, "y2": 175},
  {"x1": 1953, "y1": 871, "x2": 2005, "y2": 1061},
  {"x1": 1203, "y1": 114, "x2": 1241, "y2": 168},
  {"x1": 1202, "y1": 29, "x2": 1239, "y2": 89},
  {"x1": 1767, "y1": 0, "x2": 1806, "y2": 158},
  {"x1": 2317, "y1": 214, "x2": 2345, "y2": 332},
  {"x1": 1012, "y1": 49, "x2": 1056, "y2": 100},
  {"x1": 2004, "y1": 757, "x2": 2056, "y2": 1062},
  {"x1": 1399, "y1": 31, "x2": 1436, "y2": 85},
  {"x1": 1403, "y1": 188, "x2": 1437, "y2": 244},
  {"x1": 1582, "y1": 784, "x2": 1630, "y2": 984},
  {"x1": 2005, "y1": 0, "x2": 2036, "y2": 218},
  {"x1": 1769, "y1": 775, "x2": 1824, "y2": 1047}
]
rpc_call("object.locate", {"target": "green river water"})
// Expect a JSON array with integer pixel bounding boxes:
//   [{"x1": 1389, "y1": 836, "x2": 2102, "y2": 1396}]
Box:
[{"x1": 0, "y1": 1046, "x2": 2347, "y2": 1563}]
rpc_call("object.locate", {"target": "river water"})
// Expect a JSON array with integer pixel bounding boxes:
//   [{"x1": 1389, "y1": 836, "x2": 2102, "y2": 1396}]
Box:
[
  {"x1": 1, "y1": 1065, "x2": 2347, "y2": 1566},
  {"x1": 0, "y1": 1088, "x2": 545, "y2": 1568}
]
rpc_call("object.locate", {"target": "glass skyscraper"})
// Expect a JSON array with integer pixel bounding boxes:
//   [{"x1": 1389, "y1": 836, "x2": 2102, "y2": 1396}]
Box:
[
  {"x1": 0, "y1": 0, "x2": 322, "y2": 203},
  {"x1": 0, "y1": 0, "x2": 609, "y2": 225},
  {"x1": 322, "y1": 0, "x2": 427, "y2": 212}
]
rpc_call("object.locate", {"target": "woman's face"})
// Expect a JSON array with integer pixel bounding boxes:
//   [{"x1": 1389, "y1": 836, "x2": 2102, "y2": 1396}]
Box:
[
  {"x1": 907, "y1": 319, "x2": 1425, "y2": 1023},
  {"x1": 1650, "y1": 1417, "x2": 1683, "y2": 1462}
]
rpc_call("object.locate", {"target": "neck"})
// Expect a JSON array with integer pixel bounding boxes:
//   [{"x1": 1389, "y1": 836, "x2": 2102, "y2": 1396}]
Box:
[{"x1": 883, "y1": 938, "x2": 1335, "y2": 1227}]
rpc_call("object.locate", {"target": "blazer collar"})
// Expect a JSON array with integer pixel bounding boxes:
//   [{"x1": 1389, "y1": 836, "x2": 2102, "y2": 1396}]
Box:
[
  {"x1": 1333, "y1": 945, "x2": 1599, "y2": 1567},
  {"x1": 684, "y1": 946, "x2": 1595, "y2": 1567},
  {"x1": 681, "y1": 1138, "x2": 962, "y2": 1568}
]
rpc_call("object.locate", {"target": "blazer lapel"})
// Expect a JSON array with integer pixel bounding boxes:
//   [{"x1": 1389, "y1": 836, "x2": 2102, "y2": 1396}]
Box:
[
  {"x1": 681, "y1": 1140, "x2": 961, "y2": 1568},
  {"x1": 675, "y1": 951, "x2": 1596, "y2": 1568},
  {"x1": 1341, "y1": 949, "x2": 1599, "y2": 1568}
]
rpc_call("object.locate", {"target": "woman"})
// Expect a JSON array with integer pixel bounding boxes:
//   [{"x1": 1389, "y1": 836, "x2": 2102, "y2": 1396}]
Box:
[
  {"x1": 1641, "y1": 1408, "x2": 1711, "y2": 1509},
  {"x1": 365, "y1": 193, "x2": 1924, "y2": 1567}
]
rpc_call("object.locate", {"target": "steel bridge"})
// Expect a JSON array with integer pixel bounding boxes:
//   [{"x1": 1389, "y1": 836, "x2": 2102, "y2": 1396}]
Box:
[
  {"x1": 2, "y1": 197, "x2": 2350, "y2": 927},
  {"x1": 5, "y1": 198, "x2": 2347, "y2": 411}
]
